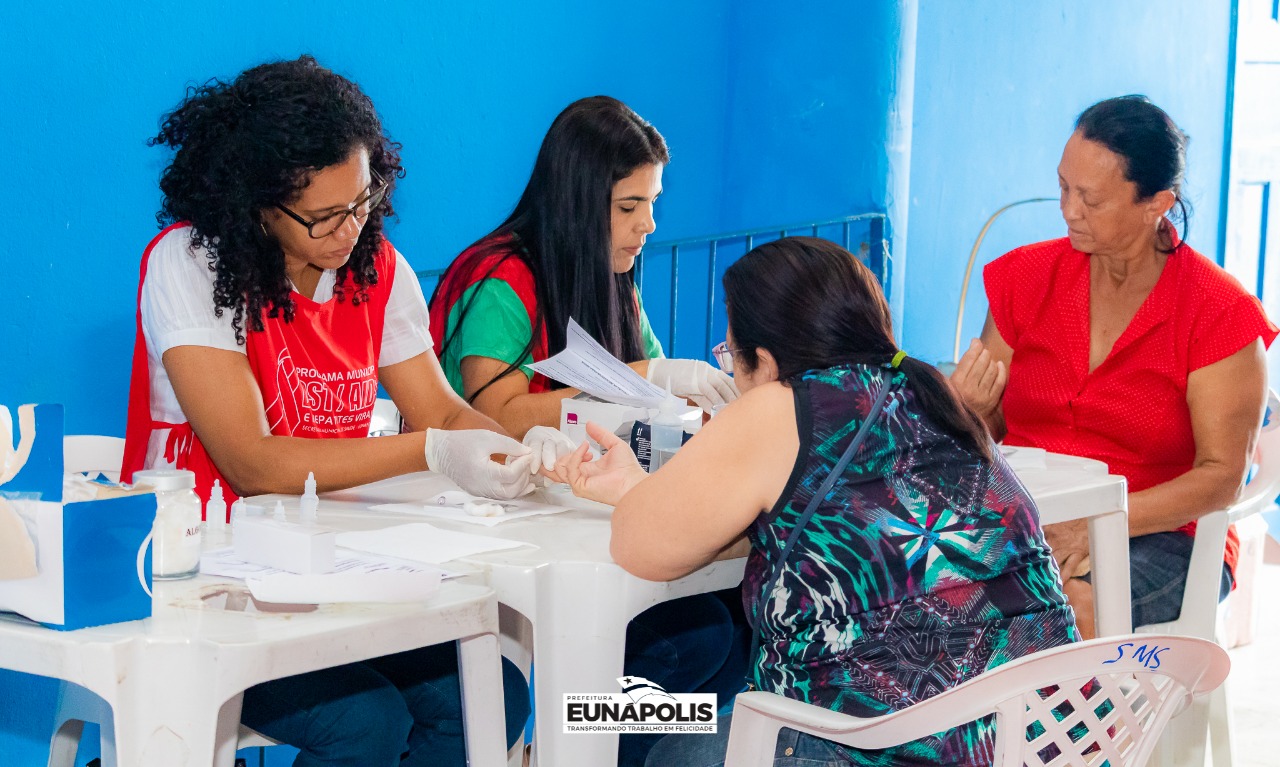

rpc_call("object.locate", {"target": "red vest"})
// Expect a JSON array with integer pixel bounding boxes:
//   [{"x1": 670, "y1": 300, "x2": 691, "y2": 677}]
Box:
[
  {"x1": 428, "y1": 234, "x2": 552, "y2": 393},
  {"x1": 121, "y1": 223, "x2": 395, "y2": 512}
]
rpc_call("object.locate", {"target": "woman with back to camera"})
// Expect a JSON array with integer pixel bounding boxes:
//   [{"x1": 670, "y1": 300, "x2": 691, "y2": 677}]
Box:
[
  {"x1": 429, "y1": 95, "x2": 745, "y2": 767},
  {"x1": 552, "y1": 237, "x2": 1077, "y2": 766},
  {"x1": 120, "y1": 55, "x2": 529, "y2": 766},
  {"x1": 951, "y1": 95, "x2": 1277, "y2": 638}
]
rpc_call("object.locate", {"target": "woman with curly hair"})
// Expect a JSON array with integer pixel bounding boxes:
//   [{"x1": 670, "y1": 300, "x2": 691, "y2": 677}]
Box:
[{"x1": 119, "y1": 55, "x2": 530, "y2": 766}]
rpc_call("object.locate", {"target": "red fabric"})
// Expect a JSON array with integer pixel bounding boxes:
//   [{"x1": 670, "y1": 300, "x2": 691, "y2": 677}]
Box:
[
  {"x1": 428, "y1": 233, "x2": 553, "y2": 393},
  {"x1": 121, "y1": 223, "x2": 396, "y2": 511},
  {"x1": 984, "y1": 236, "x2": 1278, "y2": 577}
]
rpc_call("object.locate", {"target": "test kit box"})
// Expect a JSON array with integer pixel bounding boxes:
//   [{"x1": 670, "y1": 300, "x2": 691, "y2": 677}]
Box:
[
  {"x1": 559, "y1": 394, "x2": 702, "y2": 445},
  {"x1": 233, "y1": 515, "x2": 336, "y2": 574},
  {"x1": 0, "y1": 404, "x2": 156, "y2": 630}
]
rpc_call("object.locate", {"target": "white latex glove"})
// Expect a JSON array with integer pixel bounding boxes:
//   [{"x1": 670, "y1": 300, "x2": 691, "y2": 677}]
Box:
[
  {"x1": 646, "y1": 358, "x2": 740, "y2": 412},
  {"x1": 521, "y1": 425, "x2": 578, "y2": 474},
  {"x1": 423, "y1": 429, "x2": 535, "y2": 500}
]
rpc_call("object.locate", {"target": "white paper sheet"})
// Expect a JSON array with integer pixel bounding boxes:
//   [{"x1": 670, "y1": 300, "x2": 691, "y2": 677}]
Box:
[
  {"x1": 999, "y1": 445, "x2": 1049, "y2": 472},
  {"x1": 336, "y1": 523, "x2": 533, "y2": 564},
  {"x1": 246, "y1": 570, "x2": 442, "y2": 605},
  {"x1": 200, "y1": 546, "x2": 462, "y2": 580},
  {"x1": 528, "y1": 318, "x2": 667, "y2": 407},
  {"x1": 370, "y1": 498, "x2": 574, "y2": 527}
]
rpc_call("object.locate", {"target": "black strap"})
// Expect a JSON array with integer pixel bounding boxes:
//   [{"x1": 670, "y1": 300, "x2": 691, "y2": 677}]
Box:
[{"x1": 748, "y1": 377, "x2": 896, "y2": 690}]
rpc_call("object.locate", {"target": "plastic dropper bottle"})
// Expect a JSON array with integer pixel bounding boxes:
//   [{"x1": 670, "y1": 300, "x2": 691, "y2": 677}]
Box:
[
  {"x1": 300, "y1": 471, "x2": 319, "y2": 524},
  {"x1": 204, "y1": 479, "x2": 230, "y2": 548},
  {"x1": 648, "y1": 394, "x2": 685, "y2": 473}
]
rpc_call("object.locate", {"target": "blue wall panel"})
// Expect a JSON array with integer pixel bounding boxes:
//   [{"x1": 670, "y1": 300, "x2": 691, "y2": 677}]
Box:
[{"x1": 903, "y1": 0, "x2": 1234, "y2": 364}]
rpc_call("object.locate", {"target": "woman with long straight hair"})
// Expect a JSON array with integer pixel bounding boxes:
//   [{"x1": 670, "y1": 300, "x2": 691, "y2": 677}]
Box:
[
  {"x1": 552, "y1": 237, "x2": 1077, "y2": 766},
  {"x1": 428, "y1": 95, "x2": 736, "y2": 450},
  {"x1": 429, "y1": 96, "x2": 743, "y2": 767}
]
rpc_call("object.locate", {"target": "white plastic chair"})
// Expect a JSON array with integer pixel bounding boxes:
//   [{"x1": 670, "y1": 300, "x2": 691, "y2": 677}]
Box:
[
  {"x1": 62, "y1": 435, "x2": 126, "y2": 482},
  {"x1": 369, "y1": 397, "x2": 403, "y2": 437},
  {"x1": 1136, "y1": 389, "x2": 1280, "y2": 767},
  {"x1": 50, "y1": 435, "x2": 279, "y2": 767},
  {"x1": 724, "y1": 634, "x2": 1229, "y2": 767}
]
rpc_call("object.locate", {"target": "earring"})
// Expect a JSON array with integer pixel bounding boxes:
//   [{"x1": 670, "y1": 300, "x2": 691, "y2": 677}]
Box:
[{"x1": 259, "y1": 221, "x2": 270, "y2": 238}]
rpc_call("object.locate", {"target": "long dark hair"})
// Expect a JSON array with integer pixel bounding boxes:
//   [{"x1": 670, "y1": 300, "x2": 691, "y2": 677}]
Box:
[
  {"x1": 724, "y1": 237, "x2": 992, "y2": 461},
  {"x1": 150, "y1": 55, "x2": 403, "y2": 344},
  {"x1": 1075, "y1": 95, "x2": 1191, "y2": 251},
  {"x1": 433, "y1": 96, "x2": 668, "y2": 401}
]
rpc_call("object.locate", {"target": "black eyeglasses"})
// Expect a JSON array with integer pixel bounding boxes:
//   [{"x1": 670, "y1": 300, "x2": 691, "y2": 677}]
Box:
[{"x1": 274, "y1": 170, "x2": 388, "y2": 239}]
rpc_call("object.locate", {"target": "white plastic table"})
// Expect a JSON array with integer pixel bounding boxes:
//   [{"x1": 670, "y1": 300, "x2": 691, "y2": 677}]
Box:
[
  {"x1": 291, "y1": 450, "x2": 1129, "y2": 767},
  {"x1": 0, "y1": 578, "x2": 508, "y2": 767},
  {"x1": 1007, "y1": 449, "x2": 1132, "y2": 637}
]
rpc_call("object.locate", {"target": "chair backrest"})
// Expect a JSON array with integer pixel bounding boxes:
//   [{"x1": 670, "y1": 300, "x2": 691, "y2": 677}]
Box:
[
  {"x1": 992, "y1": 636, "x2": 1229, "y2": 767},
  {"x1": 368, "y1": 398, "x2": 402, "y2": 437},
  {"x1": 63, "y1": 435, "x2": 126, "y2": 482},
  {"x1": 727, "y1": 634, "x2": 1229, "y2": 767},
  {"x1": 1146, "y1": 388, "x2": 1280, "y2": 639}
]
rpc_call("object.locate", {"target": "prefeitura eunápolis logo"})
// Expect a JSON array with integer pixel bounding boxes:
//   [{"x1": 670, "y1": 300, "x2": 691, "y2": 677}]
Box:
[{"x1": 562, "y1": 676, "x2": 718, "y2": 734}]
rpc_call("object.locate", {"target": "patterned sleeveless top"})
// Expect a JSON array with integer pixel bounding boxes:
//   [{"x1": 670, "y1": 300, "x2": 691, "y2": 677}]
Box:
[{"x1": 744, "y1": 364, "x2": 1077, "y2": 766}]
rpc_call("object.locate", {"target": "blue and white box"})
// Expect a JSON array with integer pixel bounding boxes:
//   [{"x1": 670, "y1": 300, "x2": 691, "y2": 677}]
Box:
[{"x1": 0, "y1": 404, "x2": 156, "y2": 630}]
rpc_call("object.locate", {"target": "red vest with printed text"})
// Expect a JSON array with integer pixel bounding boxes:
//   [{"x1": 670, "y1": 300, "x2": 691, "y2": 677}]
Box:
[{"x1": 120, "y1": 222, "x2": 394, "y2": 509}]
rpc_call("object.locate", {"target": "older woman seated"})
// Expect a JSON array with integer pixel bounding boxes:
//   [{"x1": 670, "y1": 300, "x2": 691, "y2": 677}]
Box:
[
  {"x1": 551, "y1": 237, "x2": 1077, "y2": 767},
  {"x1": 952, "y1": 95, "x2": 1278, "y2": 638}
]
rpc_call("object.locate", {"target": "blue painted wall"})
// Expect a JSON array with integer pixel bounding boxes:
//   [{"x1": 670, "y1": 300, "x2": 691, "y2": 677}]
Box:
[
  {"x1": 0, "y1": 0, "x2": 1235, "y2": 762},
  {"x1": 0, "y1": 2, "x2": 908, "y2": 763},
  {"x1": 902, "y1": 1, "x2": 1235, "y2": 364}
]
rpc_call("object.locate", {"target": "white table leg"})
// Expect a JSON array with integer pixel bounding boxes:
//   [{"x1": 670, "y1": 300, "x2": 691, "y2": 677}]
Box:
[
  {"x1": 458, "y1": 632, "x2": 510, "y2": 767},
  {"x1": 109, "y1": 676, "x2": 223, "y2": 767},
  {"x1": 1088, "y1": 509, "x2": 1133, "y2": 636},
  {"x1": 528, "y1": 565, "x2": 631, "y2": 767}
]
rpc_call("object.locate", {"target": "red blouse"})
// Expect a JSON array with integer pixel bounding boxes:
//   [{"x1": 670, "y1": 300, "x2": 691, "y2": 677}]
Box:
[{"x1": 985, "y1": 236, "x2": 1277, "y2": 573}]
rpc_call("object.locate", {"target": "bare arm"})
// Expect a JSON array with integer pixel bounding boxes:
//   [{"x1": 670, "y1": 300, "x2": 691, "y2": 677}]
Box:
[
  {"x1": 462, "y1": 355, "x2": 650, "y2": 439},
  {"x1": 608, "y1": 382, "x2": 798, "y2": 581},
  {"x1": 1126, "y1": 340, "x2": 1268, "y2": 535},
  {"x1": 382, "y1": 351, "x2": 511, "y2": 434},
  {"x1": 164, "y1": 345, "x2": 429, "y2": 496}
]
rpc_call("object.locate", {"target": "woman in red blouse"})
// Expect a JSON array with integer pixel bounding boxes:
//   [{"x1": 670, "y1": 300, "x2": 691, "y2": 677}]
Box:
[{"x1": 952, "y1": 95, "x2": 1277, "y2": 639}]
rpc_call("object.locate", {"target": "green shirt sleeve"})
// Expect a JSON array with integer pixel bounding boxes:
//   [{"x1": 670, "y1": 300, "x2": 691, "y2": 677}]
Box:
[
  {"x1": 440, "y1": 278, "x2": 536, "y2": 397},
  {"x1": 638, "y1": 294, "x2": 664, "y2": 360}
]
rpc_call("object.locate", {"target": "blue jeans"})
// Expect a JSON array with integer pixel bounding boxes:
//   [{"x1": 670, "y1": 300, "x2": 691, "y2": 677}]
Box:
[
  {"x1": 240, "y1": 644, "x2": 530, "y2": 767},
  {"x1": 1080, "y1": 530, "x2": 1232, "y2": 628},
  {"x1": 619, "y1": 592, "x2": 745, "y2": 767},
  {"x1": 645, "y1": 714, "x2": 846, "y2": 766}
]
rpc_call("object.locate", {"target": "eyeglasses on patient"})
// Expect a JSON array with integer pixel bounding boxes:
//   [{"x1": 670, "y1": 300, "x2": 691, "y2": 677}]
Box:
[
  {"x1": 274, "y1": 169, "x2": 389, "y2": 239},
  {"x1": 712, "y1": 341, "x2": 740, "y2": 373}
]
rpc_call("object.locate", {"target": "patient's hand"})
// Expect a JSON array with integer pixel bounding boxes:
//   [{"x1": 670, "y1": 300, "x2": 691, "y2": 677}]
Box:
[
  {"x1": 951, "y1": 338, "x2": 1007, "y2": 417},
  {"x1": 552, "y1": 422, "x2": 648, "y2": 506},
  {"x1": 1043, "y1": 518, "x2": 1092, "y2": 580}
]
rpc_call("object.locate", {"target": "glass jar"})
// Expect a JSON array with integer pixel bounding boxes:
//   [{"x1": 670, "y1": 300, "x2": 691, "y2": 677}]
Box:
[{"x1": 133, "y1": 469, "x2": 203, "y2": 580}]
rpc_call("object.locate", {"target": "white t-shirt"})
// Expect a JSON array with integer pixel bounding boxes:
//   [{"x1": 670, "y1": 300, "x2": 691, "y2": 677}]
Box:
[{"x1": 138, "y1": 225, "x2": 431, "y2": 468}]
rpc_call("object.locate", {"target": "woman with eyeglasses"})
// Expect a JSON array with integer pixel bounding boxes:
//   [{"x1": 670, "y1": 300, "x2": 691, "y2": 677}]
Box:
[
  {"x1": 551, "y1": 237, "x2": 1077, "y2": 766},
  {"x1": 428, "y1": 96, "x2": 743, "y2": 767},
  {"x1": 119, "y1": 55, "x2": 530, "y2": 767}
]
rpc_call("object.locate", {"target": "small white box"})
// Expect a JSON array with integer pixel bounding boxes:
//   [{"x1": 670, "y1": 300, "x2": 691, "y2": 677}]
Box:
[
  {"x1": 232, "y1": 516, "x2": 336, "y2": 574},
  {"x1": 560, "y1": 394, "x2": 702, "y2": 444}
]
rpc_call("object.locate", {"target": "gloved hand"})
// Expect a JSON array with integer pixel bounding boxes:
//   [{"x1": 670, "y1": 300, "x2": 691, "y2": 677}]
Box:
[
  {"x1": 646, "y1": 358, "x2": 740, "y2": 412},
  {"x1": 521, "y1": 425, "x2": 578, "y2": 474},
  {"x1": 423, "y1": 429, "x2": 535, "y2": 500}
]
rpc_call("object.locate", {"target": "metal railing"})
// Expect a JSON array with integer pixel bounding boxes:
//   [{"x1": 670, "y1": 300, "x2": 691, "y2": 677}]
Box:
[
  {"x1": 416, "y1": 212, "x2": 892, "y2": 360},
  {"x1": 638, "y1": 213, "x2": 892, "y2": 357}
]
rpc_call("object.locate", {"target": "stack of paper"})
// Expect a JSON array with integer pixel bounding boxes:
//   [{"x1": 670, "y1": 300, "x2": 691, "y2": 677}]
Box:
[{"x1": 528, "y1": 319, "x2": 667, "y2": 407}]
